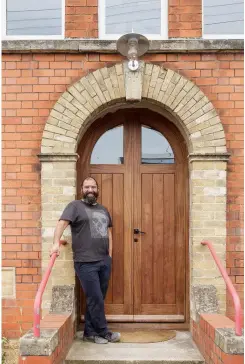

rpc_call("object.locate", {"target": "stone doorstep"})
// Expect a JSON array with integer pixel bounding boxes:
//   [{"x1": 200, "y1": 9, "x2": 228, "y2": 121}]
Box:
[
  {"x1": 65, "y1": 331, "x2": 205, "y2": 363},
  {"x1": 215, "y1": 328, "x2": 244, "y2": 355},
  {"x1": 19, "y1": 329, "x2": 58, "y2": 356}
]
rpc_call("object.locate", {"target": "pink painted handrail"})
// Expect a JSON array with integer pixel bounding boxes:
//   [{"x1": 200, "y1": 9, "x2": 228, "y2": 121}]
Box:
[
  {"x1": 33, "y1": 240, "x2": 67, "y2": 338},
  {"x1": 201, "y1": 240, "x2": 242, "y2": 336}
]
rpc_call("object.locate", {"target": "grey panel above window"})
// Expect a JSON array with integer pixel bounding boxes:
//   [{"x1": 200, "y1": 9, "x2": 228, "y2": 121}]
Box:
[
  {"x1": 203, "y1": 0, "x2": 244, "y2": 37},
  {"x1": 6, "y1": 0, "x2": 62, "y2": 36},
  {"x1": 141, "y1": 126, "x2": 174, "y2": 164},
  {"x1": 90, "y1": 126, "x2": 124, "y2": 164}
]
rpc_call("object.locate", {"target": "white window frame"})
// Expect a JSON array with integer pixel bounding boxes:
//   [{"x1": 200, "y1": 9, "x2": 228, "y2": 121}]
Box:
[
  {"x1": 202, "y1": 0, "x2": 244, "y2": 39},
  {"x1": 99, "y1": 0, "x2": 168, "y2": 40},
  {"x1": 2, "y1": 0, "x2": 65, "y2": 40}
]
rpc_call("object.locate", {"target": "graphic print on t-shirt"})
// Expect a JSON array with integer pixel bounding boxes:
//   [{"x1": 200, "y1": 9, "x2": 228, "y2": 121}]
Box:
[{"x1": 84, "y1": 206, "x2": 109, "y2": 238}]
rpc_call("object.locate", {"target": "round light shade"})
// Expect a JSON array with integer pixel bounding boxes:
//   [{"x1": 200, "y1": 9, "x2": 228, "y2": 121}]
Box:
[{"x1": 116, "y1": 33, "x2": 149, "y2": 58}]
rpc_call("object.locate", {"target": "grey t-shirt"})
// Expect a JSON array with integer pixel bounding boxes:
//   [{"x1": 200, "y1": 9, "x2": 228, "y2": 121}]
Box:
[{"x1": 60, "y1": 200, "x2": 112, "y2": 262}]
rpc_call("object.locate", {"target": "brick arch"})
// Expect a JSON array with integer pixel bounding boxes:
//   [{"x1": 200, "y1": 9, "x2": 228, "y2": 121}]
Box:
[{"x1": 41, "y1": 63, "x2": 227, "y2": 154}]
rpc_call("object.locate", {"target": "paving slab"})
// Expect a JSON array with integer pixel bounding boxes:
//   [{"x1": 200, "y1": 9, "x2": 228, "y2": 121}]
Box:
[{"x1": 65, "y1": 331, "x2": 205, "y2": 363}]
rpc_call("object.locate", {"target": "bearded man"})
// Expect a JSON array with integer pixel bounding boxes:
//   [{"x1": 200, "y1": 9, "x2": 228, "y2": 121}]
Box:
[{"x1": 50, "y1": 177, "x2": 120, "y2": 344}]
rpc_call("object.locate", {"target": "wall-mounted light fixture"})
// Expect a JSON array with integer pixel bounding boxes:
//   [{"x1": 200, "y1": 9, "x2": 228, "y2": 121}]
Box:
[{"x1": 116, "y1": 33, "x2": 149, "y2": 71}]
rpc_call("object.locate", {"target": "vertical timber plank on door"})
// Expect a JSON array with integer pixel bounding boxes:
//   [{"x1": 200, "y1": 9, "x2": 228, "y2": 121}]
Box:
[
  {"x1": 141, "y1": 174, "x2": 153, "y2": 305},
  {"x1": 152, "y1": 174, "x2": 164, "y2": 304},
  {"x1": 121, "y1": 118, "x2": 134, "y2": 319},
  {"x1": 163, "y1": 174, "x2": 175, "y2": 305},
  {"x1": 101, "y1": 174, "x2": 113, "y2": 303},
  {"x1": 132, "y1": 118, "x2": 141, "y2": 317},
  {"x1": 112, "y1": 174, "x2": 124, "y2": 304},
  {"x1": 175, "y1": 164, "x2": 185, "y2": 316}
]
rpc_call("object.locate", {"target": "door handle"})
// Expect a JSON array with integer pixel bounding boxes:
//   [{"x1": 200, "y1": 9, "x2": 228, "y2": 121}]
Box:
[{"x1": 134, "y1": 228, "x2": 146, "y2": 235}]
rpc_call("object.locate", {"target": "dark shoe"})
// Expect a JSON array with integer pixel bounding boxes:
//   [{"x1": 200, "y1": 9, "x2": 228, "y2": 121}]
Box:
[
  {"x1": 83, "y1": 335, "x2": 108, "y2": 344},
  {"x1": 103, "y1": 331, "x2": 121, "y2": 343}
]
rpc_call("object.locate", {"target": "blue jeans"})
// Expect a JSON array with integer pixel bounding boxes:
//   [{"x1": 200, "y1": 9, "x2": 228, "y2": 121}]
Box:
[{"x1": 74, "y1": 255, "x2": 112, "y2": 337}]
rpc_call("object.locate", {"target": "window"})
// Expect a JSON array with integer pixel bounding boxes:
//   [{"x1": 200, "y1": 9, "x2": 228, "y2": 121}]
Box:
[
  {"x1": 99, "y1": 0, "x2": 168, "y2": 40},
  {"x1": 203, "y1": 0, "x2": 244, "y2": 39},
  {"x1": 141, "y1": 126, "x2": 174, "y2": 164},
  {"x1": 2, "y1": 0, "x2": 64, "y2": 39},
  {"x1": 91, "y1": 126, "x2": 124, "y2": 164}
]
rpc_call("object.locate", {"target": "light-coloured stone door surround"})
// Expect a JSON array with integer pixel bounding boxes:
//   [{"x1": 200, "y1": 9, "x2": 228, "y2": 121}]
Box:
[{"x1": 39, "y1": 62, "x2": 229, "y2": 318}]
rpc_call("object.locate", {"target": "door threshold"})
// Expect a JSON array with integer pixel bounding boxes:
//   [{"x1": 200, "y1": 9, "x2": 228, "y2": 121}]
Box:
[
  {"x1": 106, "y1": 315, "x2": 185, "y2": 322},
  {"x1": 81, "y1": 314, "x2": 185, "y2": 323}
]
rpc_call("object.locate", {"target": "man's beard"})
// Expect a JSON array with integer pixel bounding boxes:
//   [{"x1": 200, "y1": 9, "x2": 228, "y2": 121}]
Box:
[{"x1": 82, "y1": 191, "x2": 98, "y2": 205}]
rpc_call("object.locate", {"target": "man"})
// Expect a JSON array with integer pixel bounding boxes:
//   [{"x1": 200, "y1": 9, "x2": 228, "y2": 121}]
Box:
[{"x1": 50, "y1": 177, "x2": 120, "y2": 344}]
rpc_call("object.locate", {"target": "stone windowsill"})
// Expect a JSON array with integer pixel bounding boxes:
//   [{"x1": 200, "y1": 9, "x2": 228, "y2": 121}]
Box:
[{"x1": 2, "y1": 39, "x2": 244, "y2": 54}]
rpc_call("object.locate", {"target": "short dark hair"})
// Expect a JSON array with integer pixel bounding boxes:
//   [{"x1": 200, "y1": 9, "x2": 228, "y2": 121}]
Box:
[{"x1": 81, "y1": 177, "x2": 98, "y2": 188}]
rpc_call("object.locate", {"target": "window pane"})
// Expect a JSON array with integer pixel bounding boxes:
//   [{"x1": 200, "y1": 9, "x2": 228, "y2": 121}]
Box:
[
  {"x1": 141, "y1": 126, "x2": 174, "y2": 164},
  {"x1": 6, "y1": 0, "x2": 62, "y2": 36},
  {"x1": 105, "y1": 0, "x2": 161, "y2": 35},
  {"x1": 91, "y1": 126, "x2": 124, "y2": 164},
  {"x1": 203, "y1": 0, "x2": 244, "y2": 36}
]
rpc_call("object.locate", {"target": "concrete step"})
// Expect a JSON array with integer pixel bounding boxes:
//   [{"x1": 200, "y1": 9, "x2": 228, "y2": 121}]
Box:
[{"x1": 65, "y1": 331, "x2": 205, "y2": 364}]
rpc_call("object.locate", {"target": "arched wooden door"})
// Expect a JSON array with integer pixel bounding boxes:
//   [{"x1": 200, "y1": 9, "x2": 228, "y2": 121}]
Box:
[{"x1": 77, "y1": 109, "x2": 189, "y2": 323}]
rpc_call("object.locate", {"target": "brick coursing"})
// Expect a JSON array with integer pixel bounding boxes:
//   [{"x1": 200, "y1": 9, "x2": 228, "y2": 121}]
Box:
[
  {"x1": 169, "y1": 0, "x2": 202, "y2": 38},
  {"x1": 65, "y1": 0, "x2": 98, "y2": 38}
]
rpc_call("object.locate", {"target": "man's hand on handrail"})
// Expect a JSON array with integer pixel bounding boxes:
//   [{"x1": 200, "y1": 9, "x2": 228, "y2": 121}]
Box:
[
  {"x1": 49, "y1": 220, "x2": 70, "y2": 257},
  {"x1": 49, "y1": 243, "x2": 60, "y2": 257},
  {"x1": 49, "y1": 239, "x2": 67, "y2": 256}
]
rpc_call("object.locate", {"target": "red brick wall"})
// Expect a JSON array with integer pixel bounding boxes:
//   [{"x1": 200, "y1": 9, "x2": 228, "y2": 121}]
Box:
[
  {"x1": 169, "y1": 0, "x2": 202, "y2": 38},
  {"x1": 2, "y1": 52, "x2": 243, "y2": 338},
  {"x1": 65, "y1": 0, "x2": 202, "y2": 38},
  {"x1": 65, "y1": 0, "x2": 98, "y2": 38}
]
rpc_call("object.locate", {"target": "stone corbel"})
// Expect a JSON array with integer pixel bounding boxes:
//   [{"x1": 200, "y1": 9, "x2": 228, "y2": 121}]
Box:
[{"x1": 123, "y1": 61, "x2": 145, "y2": 102}]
